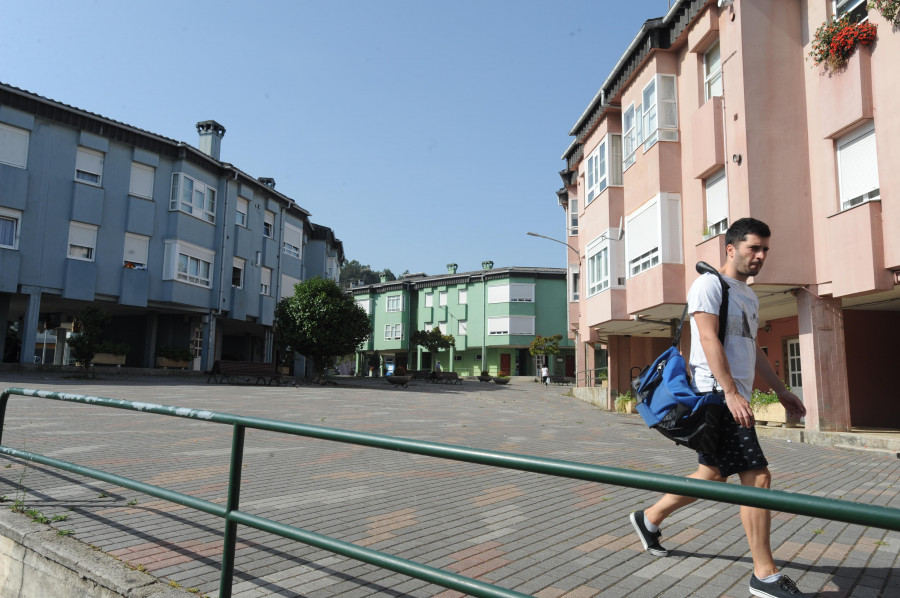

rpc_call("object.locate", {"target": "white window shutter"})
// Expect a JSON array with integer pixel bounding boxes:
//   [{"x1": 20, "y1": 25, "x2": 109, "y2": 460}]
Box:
[
  {"x1": 626, "y1": 201, "x2": 660, "y2": 263},
  {"x1": 705, "y1": 170, "x2": 728, "y2": 229},
  {"x1": 838, "y1": 125, "x2": 879, "y2": 207}
]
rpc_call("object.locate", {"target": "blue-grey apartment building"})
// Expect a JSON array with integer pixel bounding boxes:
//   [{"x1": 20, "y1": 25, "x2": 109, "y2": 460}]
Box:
[{"x1": 0, "y1": 82, "x2": 343, "y2": 371}]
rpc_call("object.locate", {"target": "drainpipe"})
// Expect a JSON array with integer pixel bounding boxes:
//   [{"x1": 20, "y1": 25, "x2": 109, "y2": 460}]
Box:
[{"x1": 481, "y1": 275, "x2": 487, "y2": 374}]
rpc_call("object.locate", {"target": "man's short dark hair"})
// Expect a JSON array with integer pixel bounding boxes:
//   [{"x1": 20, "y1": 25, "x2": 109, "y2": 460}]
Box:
[{"x1": 725, "y1": 217, "x2": 770, "y2": 247}]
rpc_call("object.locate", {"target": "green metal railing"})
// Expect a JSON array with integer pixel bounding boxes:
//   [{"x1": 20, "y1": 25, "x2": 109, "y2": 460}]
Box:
[{"x1": 1, "y1": 387, "x2": 898, "y2": 598}]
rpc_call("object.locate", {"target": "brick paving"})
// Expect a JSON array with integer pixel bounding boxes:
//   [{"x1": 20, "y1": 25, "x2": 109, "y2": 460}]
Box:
[{"x1": 0, "y1": 371, "x2": 898, "y2": 597}]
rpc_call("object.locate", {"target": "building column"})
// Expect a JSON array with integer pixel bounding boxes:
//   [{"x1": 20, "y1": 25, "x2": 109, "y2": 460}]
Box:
[
  {"x1": 0, "y1": 294, "x2": 9, "y2": 362},
  {"x1": 264, "y1": 329, "x2": 274, "y2": 363},
  {"x1": 202, "y1": 315, "x2": 217, "y2": 372},
  {"x1": 53, "y1": 328, "x2": 67, "y2": 365},
  {"x1": 607, "y1": 335, "x2": 632, "y2": 411},
  {"x1": 449, "y1": 347, "x2": 455, "y2": 372},
  {"x1": 797, "y1": 290, "x2": 851, "y2": 432},
  {"x1": 19, "y1": 287, "x2": 41, "y2": 365}
]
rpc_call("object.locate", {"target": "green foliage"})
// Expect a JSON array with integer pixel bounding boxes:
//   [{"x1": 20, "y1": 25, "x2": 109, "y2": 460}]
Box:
[
  {"x1": 68, "y1": 305, "x2": 111, "y2": 374},
  {"x1": 615, "y1": 391, "x2": 637, "y2": 413},
  {"x1": 157, "y1": 346, "x2": 193, "y2": 361},
  {"x1": 275, "y1": 277, "x2": 372, "y2": 382},
  {"x1": 529, "y1": 334, "x2": 563, "y2": 356},
  {"x1": 869, "y1": 0, "x2": 900, "y2": 24},
  {"x1": 750, "y1": 388, "x2": 780, "y2": 409},
  {"x1": 410, "y1": 327, "x2": 455, "y2": 370},
  {"x1": 339, "y1": 260, "x2": 397, "y2": 285}
]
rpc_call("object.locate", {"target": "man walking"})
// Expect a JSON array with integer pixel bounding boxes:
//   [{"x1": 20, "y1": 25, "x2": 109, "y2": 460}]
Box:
[{"x1": 629, "y1": 218, "x2": 807, "y2": 598}]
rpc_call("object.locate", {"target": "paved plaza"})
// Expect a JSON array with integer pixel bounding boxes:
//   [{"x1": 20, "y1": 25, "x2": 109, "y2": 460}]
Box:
[{"x1": 0, "y1": 371, "x2": 898, "y2": 597}]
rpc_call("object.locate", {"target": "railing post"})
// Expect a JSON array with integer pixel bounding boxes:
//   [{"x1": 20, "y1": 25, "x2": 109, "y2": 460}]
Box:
[
  {"x1": 0, "y1": 391, "x2": 10, "y2": 445},
  {"x1": 219, "y1": 424, "x2": 246, "y2": 598}
]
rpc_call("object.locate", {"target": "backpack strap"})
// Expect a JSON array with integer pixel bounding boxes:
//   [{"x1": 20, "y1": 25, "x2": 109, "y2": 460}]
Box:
[{"x1": 695, "y1": 261, "x2": 730, "y2": 345}]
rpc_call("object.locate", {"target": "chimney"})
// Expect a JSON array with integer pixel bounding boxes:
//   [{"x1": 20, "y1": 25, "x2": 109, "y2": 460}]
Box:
[
  {"x1": 447, "y1": 263, "x2": 458, "y2": 274},
  {"x1": 258, "y1": 177, "x2": 276, "y2": 189},
  {"x1": 196, "y1": 120, "x2": 226, "y2": 160},
  {"x1": 379, "y1": 274, "x2": 387, "y2": 283},
  {"x1": 481, "y1": 260, "x2": 494, "y2": 270}
]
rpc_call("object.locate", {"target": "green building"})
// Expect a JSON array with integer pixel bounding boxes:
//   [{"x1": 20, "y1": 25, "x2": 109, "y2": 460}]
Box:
[{"x1": 351, "y1": 263, "x2": 574, "y2": 377}]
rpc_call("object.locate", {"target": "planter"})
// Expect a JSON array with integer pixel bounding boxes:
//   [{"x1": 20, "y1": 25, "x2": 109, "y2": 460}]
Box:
[
  {"x1": 477, "y1": 375, "x2": 493, "y2": 382},
  {"x1": 753, "y1": 403, "x2": 801, "y2": 428},
  {"x1": 493, "y1": 377, "x2": 510, "y2": 385},
  {"x1": 156, "y1": 356, "x2": 190, "y2": 369},
  {"x1": 624, "y1": 401, "x2": 637, "y2": 414},
  {"x1": 386, "y1": 375, "x2": 411, "y2": 387},
  {"x1": 92, "y1": 353, "x2": 126, "y2": 366}
]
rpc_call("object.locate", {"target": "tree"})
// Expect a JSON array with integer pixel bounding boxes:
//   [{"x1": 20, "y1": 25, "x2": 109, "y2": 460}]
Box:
[
  {"x1": 529, "y1": 334, "x2": 563, "y2": 379},
  {"x1": 339, "y1": 260, "x2": 398, "y2": 286},
  {"x1": 68, "y1": 305, "x2": 111, "y2": 376},
  {"x1": 411, "y1": 327, "x2": 455, "y2": 371},
  {"x1": 274, "y1": 277, "x2": 371, "y2": 383}
]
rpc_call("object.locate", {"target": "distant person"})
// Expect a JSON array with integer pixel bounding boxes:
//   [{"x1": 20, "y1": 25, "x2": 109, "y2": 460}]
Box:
[
  {"x1": 541, "y1": 365, "x2": 549, "y2": 385},
  {"x1": 435, "y1": 361, "x2": 442, "y2": 372},
  {"x1": 629, "y1": 218, "x2": 807, "y2": 598}
]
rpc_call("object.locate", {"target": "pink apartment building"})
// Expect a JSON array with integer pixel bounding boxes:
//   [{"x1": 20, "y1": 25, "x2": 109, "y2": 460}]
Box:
[{"x1": 558, "y1": 0, "x2": 899, "y2": 432}]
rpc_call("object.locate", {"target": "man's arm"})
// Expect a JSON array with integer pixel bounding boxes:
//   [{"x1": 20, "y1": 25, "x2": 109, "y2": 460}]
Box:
[
  {"x1": 754, "y1": 346, "x2": 806, "y2": 418},
  {"x1": 693, "y1": 311, "x2": 756, "y2": 428}
]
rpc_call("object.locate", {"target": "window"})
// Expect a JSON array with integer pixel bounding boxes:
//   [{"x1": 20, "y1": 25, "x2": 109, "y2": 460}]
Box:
[
  {"x1": 586, "y1": 244, "x2": 610, "y2": 297},
  {"x1": 67, "y1": 222, "x2": 97, "y2": 261},
  {"x1": 438, "y1": 291, "x2": 448, "y2": 307},
  {"x1": 704, "y1": 41, "x2": 723, "y2": 100},
  {"x1": 260, "y1": 267, "x2": 272, "y2": 295},
  {"x1": 626, "y1": 194, "x2": 683, "y2": 277},
  {"x1": 635, "y1": 103, "x2": 643, "y2": 149},
  {"x1": 642, "y1": 74, "x2": 678, "y2": 150},
  {"x1": 488, "y1": 283, "x2": 534, "y2": 303},
  {"x1": 623, "y1": 104, "x2": 636, "y2": 169},
  {"x1": 458, "y1": 320, "x2": 467, "y2": 335},
  {"x1": 585, "y1": 141, "x2": 604, "y2": 204},
  {"x1": 569, "y1": 267, "x2": 580, "y2": 302},
  {"x1": 488, "y1": 316, "x2": 535, "y2": 336},
  {"x1": 425, "y1": 293, "x2": 434, "y2": 307},
  {"x1": 424, "y1": 321, "x2": 433, "y2": 332},
  {"x1": 355, "y1": 298, "x2": 371, "y2": 314},
  {"x1": 458, "y1": 288, "x2": 468, "y2": 304},
  {"x1": 282, "y1": 223, "x2": 302, "y2": 259},
  {"x1": 281, "y1": 274, "x2": 300, "y2": 299},
  {"x1": 438, "y1": 321, "x2": 447, "y2": 334},
  {"x1": 834, "y1": 0, "x2": 867, "y2": 21},
  {"x1": 164, "y1": 240, "x2": 215, "y2": 288},
  {"x1": 386, "y1": 295, "x2": 404, "y2": 312},
  {"x1": 568, "y1": 198, "x2": 578, "y2": 234},
  {"x1": 384, "y1": 324, "x2": 403, "y2": 340},
  {"x1": 123, "y1": 233, "x2": 149, "y2": 268},
  {"x1": 705, "y1": 169, "x2": 728, "y2": 236},
  {"x1": 232, "y1": 257, "x2": 245, "y2": 288},
  {"x1": 75, "y1": 147, "x2": 104, "y2": 186},
  {"x1": 0, "y1": 207, "x2": 22, "y2": 250},
  {"x1": 837, "y1": 122, "x2": 879, "y2": 211},
  {"x1": 264, "y1": 211, "x2": 275, "y2": 238},
  {"x1": 236, "y1": 197, "x2": 249, "y2": 227},
  {"x1": 170, "y1": 173, "x2": 216, "y2": 223},
  {"x1": 0, "y1": 122, "x2": 29, "y2": 168},
  {"x1": 129, "y1": 162, "x2": 155, "y2": 199}
]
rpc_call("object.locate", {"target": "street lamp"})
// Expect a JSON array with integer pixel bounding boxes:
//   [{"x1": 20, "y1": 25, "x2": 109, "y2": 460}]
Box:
[{"x1": 526, "y1": 231, "x2": 580, "y2": 261}]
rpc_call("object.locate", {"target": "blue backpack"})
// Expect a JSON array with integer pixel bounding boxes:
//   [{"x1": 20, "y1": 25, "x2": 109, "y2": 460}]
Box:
[{"x1": 631, "y1": 262, "x2": 729, "y2": 454}]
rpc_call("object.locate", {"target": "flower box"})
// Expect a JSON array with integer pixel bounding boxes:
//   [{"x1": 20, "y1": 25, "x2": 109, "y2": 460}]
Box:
[
  {"x1": 93, "y1": 353, "x2": 126, "y2": 366},
  {"x1": 753, "y1": 402, "x2": 801, "y2": 428},
  {"x1": 493, "y1": 377, "x2": 510, "y2": 385},
  {"x1": 156, "y1": 356, "x2": 190, "y2": 369}
]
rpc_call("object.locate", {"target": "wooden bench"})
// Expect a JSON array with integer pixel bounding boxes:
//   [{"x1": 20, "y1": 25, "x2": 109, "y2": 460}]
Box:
[
  {"x1": 432, "y1": 371, "x2": 463, "y2": 385},
  {"x1": 207, "y1": 360, "x2": 281, "y2": 385},
  {"x1": 410, "y1": 370, "x2": 432, "y2": 381}
]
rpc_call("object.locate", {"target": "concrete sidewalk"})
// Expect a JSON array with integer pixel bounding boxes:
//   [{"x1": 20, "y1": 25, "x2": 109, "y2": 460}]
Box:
[{"x1": 0, "y1": 371, "x2": 897, "y2": 597}]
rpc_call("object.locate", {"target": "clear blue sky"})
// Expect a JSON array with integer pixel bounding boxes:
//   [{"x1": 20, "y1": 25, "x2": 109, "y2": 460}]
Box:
[{"x1": 1, "y1": 0, "x2": 670, "y2": 276}]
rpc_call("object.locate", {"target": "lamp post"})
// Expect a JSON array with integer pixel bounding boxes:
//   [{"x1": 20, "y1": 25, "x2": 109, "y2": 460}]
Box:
[{"x1": 526, "y1": 231, "x2": 580, "y2": 262}]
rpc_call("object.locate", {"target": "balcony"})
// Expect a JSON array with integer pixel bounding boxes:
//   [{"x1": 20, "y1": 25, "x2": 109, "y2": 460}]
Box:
[
  {"x1": 820, "y1": 46, "x2": 873, "y2": 139},
  {"x1": 691, "y1": 96, "x2": 725, "y2": 179},
  {"x1": 826, "y1": 200, "x2": 892, "y2": 297}
]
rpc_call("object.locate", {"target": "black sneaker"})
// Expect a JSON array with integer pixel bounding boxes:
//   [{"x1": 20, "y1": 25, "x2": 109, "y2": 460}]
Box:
[
  {"x1": 629, "y1": 510, "x2": 668, "y2": 556},
  {"x1": 749, "y1": 574, "x2": 805, "y2": 597}
]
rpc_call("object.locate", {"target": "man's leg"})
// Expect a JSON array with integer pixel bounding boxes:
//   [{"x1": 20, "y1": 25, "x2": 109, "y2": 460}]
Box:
[
  {"x1": 644, "y1": 463, "x2": 725, "y2": 526},
  {"x1": 631, "y1": 464, "x2": 724, "y2": 556},
  {"x1": 738, "y1": 467, "x2": 778, "y2": 578}
]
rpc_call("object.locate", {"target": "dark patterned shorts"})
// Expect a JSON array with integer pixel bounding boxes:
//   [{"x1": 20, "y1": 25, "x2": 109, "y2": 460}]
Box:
[{"x1": 698, "y1": 409, "x2": 768, "y2": 477}]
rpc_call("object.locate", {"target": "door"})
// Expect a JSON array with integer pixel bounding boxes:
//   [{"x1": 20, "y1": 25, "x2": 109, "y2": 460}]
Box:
[
  {"x1": 500, "y1": 353, "x2": 511, "y2": 375},
  {"x1": 565, "y1": 355, "x2": 575, "y2": 377},
  {"x1": 786, "y1": 338, "x2": 803, "y2": 401}
]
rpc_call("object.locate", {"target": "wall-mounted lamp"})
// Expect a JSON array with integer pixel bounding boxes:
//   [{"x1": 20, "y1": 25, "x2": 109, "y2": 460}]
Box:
[{"x1": 732, "y1": 154, "x2": 742, "y2": 165}]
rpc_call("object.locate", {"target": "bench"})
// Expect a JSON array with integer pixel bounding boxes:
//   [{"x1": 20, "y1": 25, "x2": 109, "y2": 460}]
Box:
[
  {"x1": 410, "y1": 370, "x2": 432, "y2": 381},
  {"x1": 432, "y1": 371, "x2": 463, "y2": 385},
  {"x1": 207, "y1": 360, "x2": 281, "y2": 385}
]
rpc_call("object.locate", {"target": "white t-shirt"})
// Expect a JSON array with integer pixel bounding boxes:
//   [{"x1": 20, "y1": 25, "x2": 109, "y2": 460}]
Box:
[{"x1": 687, "y1": 273, "x2": 759, "y2": 398}]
